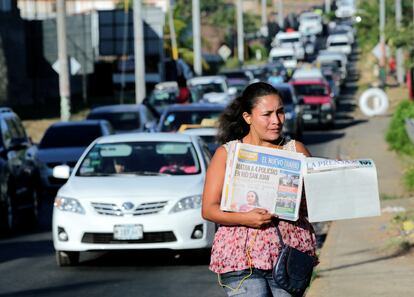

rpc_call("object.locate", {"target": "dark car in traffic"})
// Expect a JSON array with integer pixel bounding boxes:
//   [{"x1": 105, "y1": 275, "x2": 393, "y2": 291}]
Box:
[
  {"x1": 37, "y1": 120, "x2": 114, "y2": 193},
  {"x1": 87, "y1": 104, "x2": 158, "y2": 134},
  {"x1": 0, "y1": 108, "x2": 41, "y2": 235}
]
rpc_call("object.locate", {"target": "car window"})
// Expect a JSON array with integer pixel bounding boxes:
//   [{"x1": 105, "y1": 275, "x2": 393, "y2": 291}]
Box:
[
  {"x1": 148, "y1": 89, "x2": 178, "y2": 107},
  {"x1": 12, "y1": 118, "x2": 28, "y2": 140},
  {"x1": 76, "y1": 141, "x2": 201, "y2": 176},
  {"x1": 145, "y1": 107, "x2": 156, "y2": 122},
  {"x1": 39, "y1": 125, "x2": 103, "y2": 148},
  {"x1": 88, "y1": 112, "x2": 140, "y2": 131},
  {"x1": 161, "y1": 110, "x2": 222, "y2": 132},
  {"x1": 189, "y1": 83, "x2": 225, "y2": 98},
  {"x1": 199, "y1": 141, "x2": 212, "y2": 166},
  {"x1": 0, "y1": 119, "x2": 12, "y2": 149},
  {"x1": 293, "y1": 84, "x2": 328, "y2": 96}
]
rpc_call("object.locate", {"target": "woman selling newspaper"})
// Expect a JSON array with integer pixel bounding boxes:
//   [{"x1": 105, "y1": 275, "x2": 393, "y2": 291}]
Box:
[{"x1": 202, "y1": 82, "x2": 317, "y2": 297}]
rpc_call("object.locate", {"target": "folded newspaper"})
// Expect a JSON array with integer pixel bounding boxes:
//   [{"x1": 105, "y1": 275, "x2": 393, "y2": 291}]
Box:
[
  {"x1": 221, "y1": 142, "x2": 306, "y2": 221},
  {"x1": 304, "y1": 158, "x2": 381, "y2": 222}
]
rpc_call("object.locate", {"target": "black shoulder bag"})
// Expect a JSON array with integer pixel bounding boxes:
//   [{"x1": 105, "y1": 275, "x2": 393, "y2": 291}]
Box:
[{"x1": 272, "y1": 222, "x2": 315, "y2": 297}]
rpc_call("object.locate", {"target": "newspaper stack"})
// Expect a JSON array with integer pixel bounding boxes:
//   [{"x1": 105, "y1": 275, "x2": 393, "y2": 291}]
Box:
[{"x1": 220, "y1": 141, "x2": 306, "y2": 221}]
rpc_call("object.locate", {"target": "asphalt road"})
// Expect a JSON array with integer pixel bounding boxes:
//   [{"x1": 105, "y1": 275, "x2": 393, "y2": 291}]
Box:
[{"x1": 0, "y1": 49, "x2": 360, "y2": 297}]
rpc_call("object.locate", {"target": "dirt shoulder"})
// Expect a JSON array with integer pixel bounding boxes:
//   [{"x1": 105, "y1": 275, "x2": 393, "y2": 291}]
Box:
[{"x1": 22, "y1": 109, "x2": 89, "y2": 143}]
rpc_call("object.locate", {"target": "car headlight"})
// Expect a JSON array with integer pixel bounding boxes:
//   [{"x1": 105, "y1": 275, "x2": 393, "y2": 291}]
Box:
[
  {"x1": 284, "y1": 111, "x2": 294, "y2": 120},
  {"x1": 170, "y1": 195, "x2": 202, "y2": 213},
  {"x1": 54, "y1": 196, "x2": 85, "y2": 214},
  {"x1": 321, "y1": 103, "x2": 332, "y2": 111}
]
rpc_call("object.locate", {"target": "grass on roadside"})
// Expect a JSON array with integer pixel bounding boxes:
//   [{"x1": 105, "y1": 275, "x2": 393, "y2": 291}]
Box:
[{"x1": 381, "y1": 209, "x2": 414, "y2": 256}]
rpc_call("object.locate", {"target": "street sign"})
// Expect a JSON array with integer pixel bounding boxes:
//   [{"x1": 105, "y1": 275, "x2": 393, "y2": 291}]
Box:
[
  {"x1": 371, "y1": 43, "x2": 390, "y2": 60},
  {"x1": 52, "y1": 57, "x2": 81, "y2": 75},
  {"x1": 218, "y1": 44, "x2": 232, "y2": 61}
]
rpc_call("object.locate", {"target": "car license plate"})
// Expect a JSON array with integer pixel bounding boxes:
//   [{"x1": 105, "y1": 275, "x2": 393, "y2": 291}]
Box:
[
  {"x1": 303, "y1": 114, "x2": 313, "y2": 120},
  {"x1": 113, "y1": 224, "x2": 143, "y2": 240}
]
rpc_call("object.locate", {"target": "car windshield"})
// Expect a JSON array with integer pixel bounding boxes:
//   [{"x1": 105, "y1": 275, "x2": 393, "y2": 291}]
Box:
[
  {"x1": 39, "y1": 125, "x2": 102, "y2": 148},
  {"x1": 277, "y1": 89, "x2": 294, "y2": 104},
  {"x1": 88, "y1": 112, "x2": 140, "y2": 131},
  {"x1": 161, "y1": 110, "x2": 222, "y2": 132},
  {"x1": 271, "y1": 55, "x2": 294, "y2": 62},
  {"x1": 280, "y1": 38, "x2": 300, "y2": 43},
  {"x1": 190, "y1": 82, "x2": 225, "y2": 96},
  {"x1": 76, "y1": 141, "x2": 201, "y2": 176},
  {"x1": 293, "y1": 84, "x2": 328, "y2": 96},
  {"x1": 148, "y1": 89, "x2": 178, "y2": 106},
  {"x1": 331, "y1": 42, "x2": 348, "y2": 46}
]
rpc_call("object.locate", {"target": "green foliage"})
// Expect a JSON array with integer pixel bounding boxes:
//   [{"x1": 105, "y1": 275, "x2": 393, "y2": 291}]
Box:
[
  {"x1": 386, "y1": 100, "x2": 414, "y2": 155},
  {"x1": 249, "y1": 42, "x2": 268, "y2": 60},
  {"x1": 357, "y1": 0, "x2": 414, "y2": 67},
  {"x1": 404, "y1": 167, "x2": 414, "y2": 191},
  {"x1": 222, "y1": 57, "x2": 241, "y2": 70}
]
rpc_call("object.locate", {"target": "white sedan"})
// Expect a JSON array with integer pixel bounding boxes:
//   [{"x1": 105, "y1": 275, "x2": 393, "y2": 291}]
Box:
[{"x1": 52, "y1": 133, "x2": 215, "y2": 266}]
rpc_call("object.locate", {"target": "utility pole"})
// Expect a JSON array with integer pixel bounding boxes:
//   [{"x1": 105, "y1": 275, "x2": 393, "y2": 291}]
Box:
[
  {"x1": 56, "y1": 0, "x2": 71, "y2": 121},
  {"x1": 379, "y1": 0, "x2": 386, "y2": 88},
  {"x1": 168, "y1": 0, "x2": 178, "y2": 60},
  {"x1": 192, "y1": 0, "x2": 202, "y2": 76},
  {"x1": 277, "y1": 0, "x2": 284, "y2": 29},
  {"x1": 395, "y1": 0, "x2": 404, "y2": 85},
  {"x1": 120, "y1": 0, "x2": 130, "y2": 104},
  {"x1": 133, "y1": 0, "x2": 146, "y2": 103},
  {"x1": 261, "y1": 0, "x2": 269, "y2": 37},
  {"x1": 236, "y1": 0, "x2": 244, "y2": 66},
  {"x1": 325, "y1": 0, "x2": 331, "y2": 13}
]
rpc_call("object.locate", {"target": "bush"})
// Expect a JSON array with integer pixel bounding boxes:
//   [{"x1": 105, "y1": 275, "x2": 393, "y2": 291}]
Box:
[
  {"x1": 248, "y1": 43, "x2": 268, "y2": 61},
  {"x1": 386, "y1": 100, "x2": 414, "y2": 155}
]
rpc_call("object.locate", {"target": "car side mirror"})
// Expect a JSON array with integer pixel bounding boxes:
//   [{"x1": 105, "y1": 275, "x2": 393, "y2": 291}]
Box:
[
  {"x1": 53, "y1": 165, "x2": 71, "y2": 180},
  {"x1": 228, "y1": 87, "x2": 237, "y2": 96},
  {"x1": 144, "y1": 121, "x2": 156, "y2": 132}
]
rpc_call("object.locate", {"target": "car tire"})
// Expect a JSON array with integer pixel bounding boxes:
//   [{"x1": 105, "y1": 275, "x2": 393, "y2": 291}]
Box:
[
  {"x1": 0, "y1": 190, "x2": 15, "y2": 236},
  {"x1": 0, "y1": 178, "x2": 17, "y2": 236},
  {"x1": 56, "y1": 251, "x2": 80, "y2": 267},
  {"x1": 26, "y1": 188, "x2": 40, "y2": 228}
]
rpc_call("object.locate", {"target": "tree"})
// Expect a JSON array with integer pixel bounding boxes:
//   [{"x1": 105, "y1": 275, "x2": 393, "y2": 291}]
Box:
[{"x1": 357, "y1": 0, "x2": 414, "y2": 67}]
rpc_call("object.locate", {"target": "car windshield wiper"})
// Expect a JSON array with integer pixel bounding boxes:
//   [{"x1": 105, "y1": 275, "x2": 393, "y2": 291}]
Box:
[
  {"x1": 79, "y1": 172, "x2": 117, "y2": 177},
  {"x1": 122, "y1": 171, "x2": 171, "y2": 176}
]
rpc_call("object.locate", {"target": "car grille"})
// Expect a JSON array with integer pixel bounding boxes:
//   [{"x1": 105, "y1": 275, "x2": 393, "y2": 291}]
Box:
[
  {"x1": 91, "y1": 201, "x2": 168, "y2": 216},
  {"x1": 81, "y1": 231, "x2": 177, "y2": 244}
]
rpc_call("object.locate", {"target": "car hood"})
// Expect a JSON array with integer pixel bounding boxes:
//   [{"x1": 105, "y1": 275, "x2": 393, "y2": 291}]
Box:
[
  {"x1": 59, "y1": 174, "x2": 205, "y2": 201},
  {"x1": 302, "y1": 96, "x2": 332, "y2": 104},
  {"x1": 37, "y1": 147, "x2": 87, "y2": 163}
]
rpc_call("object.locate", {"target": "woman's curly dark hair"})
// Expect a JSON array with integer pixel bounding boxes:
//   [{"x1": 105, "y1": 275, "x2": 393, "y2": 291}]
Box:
[{"x1": 217, "y1": 82, "x2": 281, "y2": 144}]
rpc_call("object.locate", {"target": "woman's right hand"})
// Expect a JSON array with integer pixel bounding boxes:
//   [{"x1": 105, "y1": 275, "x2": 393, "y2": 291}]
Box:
[{"x1": 241, "y1": 208, "x2": 273, "y2": 228}]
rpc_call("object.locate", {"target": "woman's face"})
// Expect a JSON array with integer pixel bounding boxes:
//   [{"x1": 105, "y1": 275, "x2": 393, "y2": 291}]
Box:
[
  {"x1": 244, "y1": 94, "x2": 285, "y2": 142},
  {"x1": 246, "y1": 191, "x2": 257, "y2": 205}
]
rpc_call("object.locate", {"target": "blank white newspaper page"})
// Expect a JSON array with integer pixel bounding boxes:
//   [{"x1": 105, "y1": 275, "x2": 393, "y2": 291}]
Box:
[{"x1": 304, "y1": 158, "x2": 381, "y2": 222}]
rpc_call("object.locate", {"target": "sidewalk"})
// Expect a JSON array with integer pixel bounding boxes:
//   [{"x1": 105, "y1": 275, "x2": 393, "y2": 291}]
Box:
[{"x1": 306, "y1": 114, "x2": 414, "y2": 296}]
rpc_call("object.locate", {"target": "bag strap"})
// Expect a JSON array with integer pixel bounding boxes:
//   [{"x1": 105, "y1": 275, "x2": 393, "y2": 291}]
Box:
[{"x1": 273, "y1": 220, "x2": 286, "y2": 248}]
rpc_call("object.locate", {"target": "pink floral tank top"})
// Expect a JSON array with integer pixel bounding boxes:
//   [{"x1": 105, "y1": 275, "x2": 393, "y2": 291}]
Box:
[{"x1": 209, "y1": 139, "x2": 317, "y2": 274}]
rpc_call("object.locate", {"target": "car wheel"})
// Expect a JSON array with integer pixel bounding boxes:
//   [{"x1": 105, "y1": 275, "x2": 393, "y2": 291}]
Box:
[
  {"x1": 26, "y1": 189, "x2": 40, "y2": 228},
  {"x1": 56, "y1": 251, "x2": 80, "y2": 267},
  {"x1": 0, "y1": 191, "x2": 15, "y2": 236}
]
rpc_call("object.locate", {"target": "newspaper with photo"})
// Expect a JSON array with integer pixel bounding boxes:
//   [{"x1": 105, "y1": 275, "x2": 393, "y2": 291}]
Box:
[
  {"x1": 221, "y1": 142, "x2": 306, "y2": 221},
  {"x1": 304, "y1": 157, "x2": 381, "y2": 222}
]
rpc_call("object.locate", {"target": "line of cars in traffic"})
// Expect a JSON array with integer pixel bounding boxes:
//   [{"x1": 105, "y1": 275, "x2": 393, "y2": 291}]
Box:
[{"x1": 1, "y1": 5, "x2": 357, "y2": 266}]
